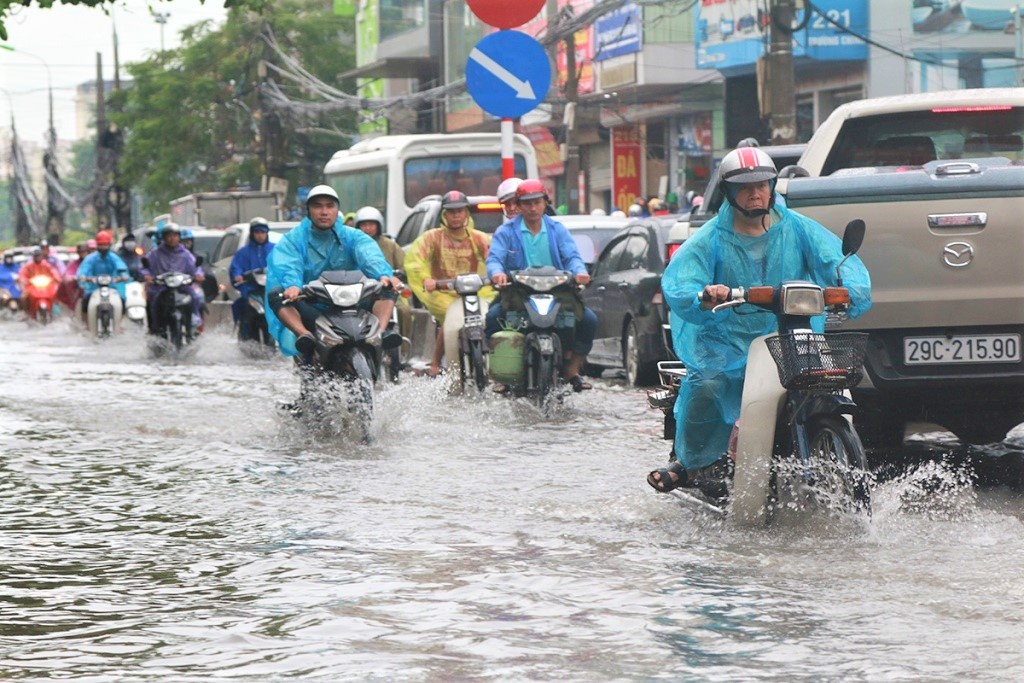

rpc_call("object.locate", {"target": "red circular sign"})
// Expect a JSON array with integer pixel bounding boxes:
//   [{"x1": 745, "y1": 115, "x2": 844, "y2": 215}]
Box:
[{"x1": 467, "y1": 0, "x2": 545, "y2": 29}]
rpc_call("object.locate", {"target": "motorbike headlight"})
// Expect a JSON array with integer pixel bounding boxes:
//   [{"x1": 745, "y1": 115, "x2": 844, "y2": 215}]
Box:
[
  {"x1": 97, "y1": 275, "x2": 112, "y2": 285},
  {"x1": 254, "y1": 272, "x2": 267, "y2": 286},
  {"x1": 780, "y1": 282, "x2": 824, "y2": 316},
  {"x1": 164, "y1": 274, "x2": 184, "y2": 288},
  {"x1": 454, "y1": 273, "x2": 483, "y2": 295},
  {"x1": 29, "y1": 275, "x2": 53, "y2": 287},
  {"x1": 325, "y1": 283, "x2": 363, "y2": 307},
  {"x1": 513, "y1": 273, "x2": 569, "y2": 292}
]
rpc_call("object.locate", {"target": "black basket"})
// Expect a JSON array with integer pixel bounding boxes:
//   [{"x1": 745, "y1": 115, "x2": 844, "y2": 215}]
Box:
[{"x1": 764, "y1": 332, "x2": 868, "y2": 391}]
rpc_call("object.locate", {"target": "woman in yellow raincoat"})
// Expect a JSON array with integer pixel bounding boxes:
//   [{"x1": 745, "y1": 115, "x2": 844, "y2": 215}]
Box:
[{"x1": 405, "y1": 190, "x2": 495, "y2": 377}]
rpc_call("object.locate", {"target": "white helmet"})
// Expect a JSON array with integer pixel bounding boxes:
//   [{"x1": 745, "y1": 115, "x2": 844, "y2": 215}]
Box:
[
  {"x1": 610, "y1": 210, "x2": 626, "y2": 218},
  {"x1": 354, "y1": 206, "x2": 385, "y2": 234},
  {"x1": 496, "y1": 177, "x2": 523, "y2": 204},
  {"x1": 590, "y1": 208, "x2": 606, "y2": 216},
  {"x1": 627, "y1": 203, "x2": 642, "y2": 217},
  {"x1": 306, "y1": 184, "x2": 339, "y2": 207},
  {"x1": 718, "y1": 146, "x2": 778, "y2": 217}
]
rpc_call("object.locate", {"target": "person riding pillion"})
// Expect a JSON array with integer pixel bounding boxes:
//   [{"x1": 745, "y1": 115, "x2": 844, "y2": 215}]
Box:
[
  {"x1": 354, "y1": 205, "x2": 411, "y2": 343},
  {"x1": 485, "y1": 179, "x2": 598, "y2": 392},
  {"x1": 405, "y1": 190, "x2": 494, "y2": 378},
  {"x1": 265, "y1": 185, "x2": 403, "y2": 359},
  {"x1": 230, "y1": 217, "x2": 276, "y2": 334},
  {"x1": 77, "y1": 231, "x2": 130, "y2": 310},
  {"x1": 496, "y1": 177, "x2": 523, "y2": 222},
  {"x1": 648, "y1": 145, "x2": 872, "y2": 493}
]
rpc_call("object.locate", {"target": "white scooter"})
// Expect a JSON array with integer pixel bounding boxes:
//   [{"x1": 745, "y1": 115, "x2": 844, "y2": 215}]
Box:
[
  {"x1": 651, "y1": 220, "x2": 872, "y2": 525},
  {"x1": 437, "y1": 273, "x2": 490, "y2": 394},
  {"x1": 85, "y1": 274, "x2": 127, "y2": 339},
  {"x1": 124, "y1": 280, "x2": 147, "y2": 326}
]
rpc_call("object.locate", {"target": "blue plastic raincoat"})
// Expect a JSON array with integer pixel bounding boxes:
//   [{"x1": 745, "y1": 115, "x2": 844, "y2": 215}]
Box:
[
  {"x1": 265, "y1": 217, "x2": 393, "y2": 357},
  {"x1": 662, "y1": 201, "x2": 872, "y2": 472},
  {"x1": 77, "y1": 250, "x2": 130, "y2": 298}
]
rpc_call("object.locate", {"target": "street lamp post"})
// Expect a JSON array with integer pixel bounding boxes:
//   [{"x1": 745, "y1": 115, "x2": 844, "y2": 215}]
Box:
[{"x1": 153, "y1": 11, "x2": 170, "y2": 52}]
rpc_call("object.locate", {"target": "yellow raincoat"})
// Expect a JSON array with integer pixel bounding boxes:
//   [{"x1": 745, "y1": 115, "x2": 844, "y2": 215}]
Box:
[{"x1": 404, "y1": 215, "x2": 494, "y2": 322}]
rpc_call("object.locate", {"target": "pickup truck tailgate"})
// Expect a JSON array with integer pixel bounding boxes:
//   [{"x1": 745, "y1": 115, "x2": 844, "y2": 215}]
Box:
[{"x1": 783, "y1": 161, "x2": 1024, "y2": 330}]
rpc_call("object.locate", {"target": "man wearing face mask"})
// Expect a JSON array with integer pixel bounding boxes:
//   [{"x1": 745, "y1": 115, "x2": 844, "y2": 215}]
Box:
[{"x1": 117, "y1": 233, "x2": 144, "y2": 281}]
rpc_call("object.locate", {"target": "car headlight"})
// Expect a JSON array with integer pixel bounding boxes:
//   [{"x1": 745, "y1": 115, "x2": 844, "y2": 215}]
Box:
[
  {"x1": 325, "y1": 283, "x2": 363, "y2": 307},
  {"x1": 780, "y1": 282, "x2": 824, "y2": 316}
]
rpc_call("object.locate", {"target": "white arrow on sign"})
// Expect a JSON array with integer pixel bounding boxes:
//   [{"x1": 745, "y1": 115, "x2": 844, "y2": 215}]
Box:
[{"x1": 469, "y1": 47, "x2": 536, "y2": 100}]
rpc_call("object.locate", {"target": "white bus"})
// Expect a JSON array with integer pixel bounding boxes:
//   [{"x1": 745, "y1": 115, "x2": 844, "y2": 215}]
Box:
[{"x1": 322, "y1": 133, "x2": 539, "y2": 235}]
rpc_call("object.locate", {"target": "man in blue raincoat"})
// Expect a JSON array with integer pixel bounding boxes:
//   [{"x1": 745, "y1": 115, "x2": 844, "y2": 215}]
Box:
[
  {"x1": 77, "y1": 230, "x2": 130, "y2": 310},
  {"x1": 230, "y1": 217, "x2": 275, "y2": 339},
  {"x1": 265, "y1": 184, "x2": 403, "y2": 359},
  {"x1": 648, "y1": 146, "x2": 871, "y2": 493}
]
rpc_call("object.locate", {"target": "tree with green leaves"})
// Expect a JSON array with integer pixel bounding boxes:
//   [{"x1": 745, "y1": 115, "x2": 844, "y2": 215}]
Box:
[{"x1": 110, "y1": 0, "x2": 356, "y2": 216}]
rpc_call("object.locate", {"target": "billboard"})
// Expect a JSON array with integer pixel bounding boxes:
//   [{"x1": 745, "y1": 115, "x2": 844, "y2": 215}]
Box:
[
  {"x1": 594, "y1": 1, "x2": 642, "y2": 61},
  {"x1": 696, "y1": 0, "x2": 869, "y2": 70},
  {"x1": 914, "y1": 0, "x2": 1020, "y2": 33}
]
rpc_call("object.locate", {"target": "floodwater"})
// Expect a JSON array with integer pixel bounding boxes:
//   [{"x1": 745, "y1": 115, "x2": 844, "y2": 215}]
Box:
[{"x1": 2, "y1": 320, "x2": 1023, "y2": 681}]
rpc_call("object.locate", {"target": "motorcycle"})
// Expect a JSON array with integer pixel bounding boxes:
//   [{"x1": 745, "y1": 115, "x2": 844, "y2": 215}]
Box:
[
  {"x1": 490, "y1": 267, "x2": 579, "y2": 413},
  {"x1": 437, "y1": 273, "x2": 490, "y2": 394},
  {"x1": 84, "y1": 274, "x2": 127, "y2": 339},
  {"x1": 124, "y1": 280, "x2": 147, "y2": 327},
  {"x1": 648, "y1": 220, "x2": 872, "y2": 524},
  {"x1": 24, "y1": 272, "x2": 60, "y2": 324},
  {"x1": 237, "y1": 268, "x2": 275, "y2": 351},
  {"x1": 150, "y1": 271, "x2": 197, "y2": 354},
  {"x1": 0, "y1": 287, "x2": 20, "y2": 319},
  {"x1": 292, "y1": 270, "x2": 388, "y2": 442},
  {"x1": 379, "y1": 270, "x2": 410, "y2": 384}
]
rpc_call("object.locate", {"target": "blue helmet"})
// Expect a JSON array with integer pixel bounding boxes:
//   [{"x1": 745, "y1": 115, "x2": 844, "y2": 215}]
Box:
[{"x1": 180, "y1": 228, "x2": 194, "y2": 240}]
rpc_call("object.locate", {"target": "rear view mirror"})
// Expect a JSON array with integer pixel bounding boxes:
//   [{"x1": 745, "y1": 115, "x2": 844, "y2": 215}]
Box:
[{"x1": 842, "y1": 219, "x2": 865, "y2": 256}]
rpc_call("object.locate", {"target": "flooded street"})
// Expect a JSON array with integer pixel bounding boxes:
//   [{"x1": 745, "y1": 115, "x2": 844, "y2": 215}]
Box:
[{"x1": 2, "y1": 320, "x2": 1023, "y2": 681}]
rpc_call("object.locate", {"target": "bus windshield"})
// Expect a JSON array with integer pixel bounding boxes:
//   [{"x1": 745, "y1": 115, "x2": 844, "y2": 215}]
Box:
[
  {"x1": 331, "y1": 167, "x2": 388, "y2": 214},
  {"x1": 404, "y1": 154, "x2": 528, "y2": 206}
]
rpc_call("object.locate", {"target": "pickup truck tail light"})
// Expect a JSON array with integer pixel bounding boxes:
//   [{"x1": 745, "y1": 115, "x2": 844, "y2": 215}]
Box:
[{"x1": 665, "y1": 242, "x2": 681, "y2": 263}]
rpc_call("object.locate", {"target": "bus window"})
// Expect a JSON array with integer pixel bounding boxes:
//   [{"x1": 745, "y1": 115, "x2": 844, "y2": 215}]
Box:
[
  {"x1": 330, "y1": 167, "x2": 388, "y2": 213},
  {"x1": 404, "y1": 155, "x2": 528, "y2": 205}
]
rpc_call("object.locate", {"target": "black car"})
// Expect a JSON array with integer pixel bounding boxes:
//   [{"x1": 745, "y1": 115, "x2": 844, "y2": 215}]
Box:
[
  {"x1": 581, "y1": 217, "x2": 675, "y2": 386},
  {"x1": 557, "y1": 214, "x2": 632, "y2": 272}
]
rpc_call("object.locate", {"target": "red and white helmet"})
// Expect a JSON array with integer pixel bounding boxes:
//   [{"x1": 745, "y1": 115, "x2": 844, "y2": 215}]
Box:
[
  {"x1": 718, "y1": 146, "x2": 778, "y2": 217},
  {"x1": 515, "y1": 178, "x2": 548, "y2": 203}
]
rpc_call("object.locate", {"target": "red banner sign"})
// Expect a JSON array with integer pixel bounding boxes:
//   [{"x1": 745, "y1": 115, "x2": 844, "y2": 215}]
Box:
[{"x1": 612, "y1": 125, "x2": 642, "y2": 212}]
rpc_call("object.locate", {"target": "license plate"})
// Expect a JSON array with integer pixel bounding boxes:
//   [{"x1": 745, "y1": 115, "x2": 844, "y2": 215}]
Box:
[
  {"x1": 904, "y1": 334, "x2": 1021, "y2": 365},
  {"x1": 464, "y1": 314, "x2": 483, "y2": 328}
]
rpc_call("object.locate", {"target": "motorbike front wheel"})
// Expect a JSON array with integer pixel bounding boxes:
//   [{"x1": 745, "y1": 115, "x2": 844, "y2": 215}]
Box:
[
  {"x1": 462, "y1": 337, "x2": 487, "y2": 392},
  {"x1": 804, "y1": 415, "x2": 872, "y2": 515},
  {"x1": 98, "y1": 309, "x2": 112, "y2": 338},
  {"x1": 342, "y1": 347, "x2": 376, "y2": 443}
]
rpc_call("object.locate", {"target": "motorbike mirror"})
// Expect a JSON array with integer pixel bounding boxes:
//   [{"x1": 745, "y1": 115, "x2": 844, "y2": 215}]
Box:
[
  {"x1": 195, "y1": 255, "x2": 205, "y2": 267},
  {"x1": 842, "y1": 219, "x2": 865, "y2": 256}
]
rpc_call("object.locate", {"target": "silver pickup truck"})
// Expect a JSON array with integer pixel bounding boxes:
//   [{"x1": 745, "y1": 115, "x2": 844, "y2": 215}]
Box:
[{"x1": 776, "y1": 88, "x2": 1024, "y2": 450}]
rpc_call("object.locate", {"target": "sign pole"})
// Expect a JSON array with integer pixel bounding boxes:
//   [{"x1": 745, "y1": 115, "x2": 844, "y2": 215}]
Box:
[{"x1": 500, "y1": 118, "x2": 515, "y2": 180}]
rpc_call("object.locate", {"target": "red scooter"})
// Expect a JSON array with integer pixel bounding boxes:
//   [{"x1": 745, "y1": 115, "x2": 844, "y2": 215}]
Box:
[{"x1": 24, "y1": 272, "x2": 60, "y2": 324}]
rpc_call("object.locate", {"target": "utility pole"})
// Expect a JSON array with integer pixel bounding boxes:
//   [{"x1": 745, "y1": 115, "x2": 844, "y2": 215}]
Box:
[
  {"x1": 562, "y1": 10, "x2": 580, "y2": 214},
  {"x1": 768, "y1": 0, "x2": 797, "y2": 144}
]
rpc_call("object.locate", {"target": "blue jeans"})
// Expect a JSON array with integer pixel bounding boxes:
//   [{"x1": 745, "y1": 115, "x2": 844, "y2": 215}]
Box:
[{"x1": 485, "y1": 301, "x2": 596, "y2": 355}]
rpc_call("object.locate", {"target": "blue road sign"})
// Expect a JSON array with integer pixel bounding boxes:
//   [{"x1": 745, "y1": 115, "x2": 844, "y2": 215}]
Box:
[{"x1": 466, "y1": 30, "x2": 550, "y2": 119}]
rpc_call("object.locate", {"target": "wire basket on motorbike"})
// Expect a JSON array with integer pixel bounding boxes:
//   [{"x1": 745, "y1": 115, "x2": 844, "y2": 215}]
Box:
[{"x1": 764, "y1": 331, "x2": 868, "y2": 391}]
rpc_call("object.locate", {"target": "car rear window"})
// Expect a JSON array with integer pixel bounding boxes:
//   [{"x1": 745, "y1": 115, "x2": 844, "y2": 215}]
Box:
[{"x1": 822, "y1": 106, "x2": 1024, "y2": 175}]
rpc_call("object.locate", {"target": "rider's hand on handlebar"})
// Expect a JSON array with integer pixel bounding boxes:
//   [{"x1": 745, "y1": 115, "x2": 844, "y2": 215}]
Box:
[
  {"x1": 143, "y1": 275, "x2": 153, "y2": 284},
  {"x1": 700, "y1": 284, "x2": 731, "y2": 308},
  {"x1": 491, "y1": 272, "x2": 508, "y2": 287},
  {"x1": 283, "y1": 285, "x2": 302, "y2": 301},
  {"x1": 380, "y1": 275, "x2": 403, "y2": 291},
  {"x1": 574, "y1": 272, "x2": 590, "y2": 287},
  {"x1": 424, "y1": 277, "x2": 436, "y2": 292}
]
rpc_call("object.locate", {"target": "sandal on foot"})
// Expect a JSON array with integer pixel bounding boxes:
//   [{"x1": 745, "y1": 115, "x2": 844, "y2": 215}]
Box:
[
  {"x1": 568, "y1": 375, "x2": 592, "y2": 392},
  {"x1": 492, "y1": 383, "x2": 509, "y2": 394},
  {"x1": 647, "y1": 461, "x2": 689, "y2": 493}
]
